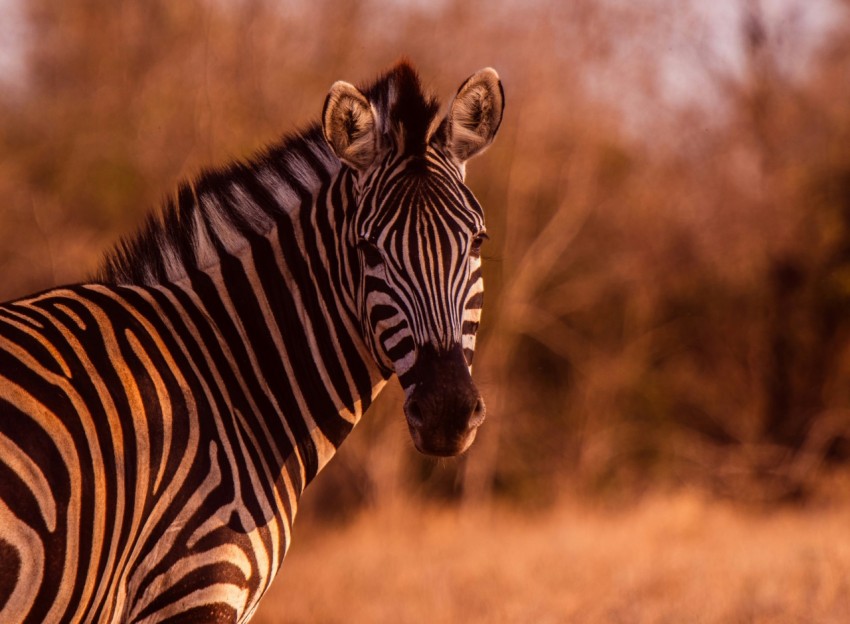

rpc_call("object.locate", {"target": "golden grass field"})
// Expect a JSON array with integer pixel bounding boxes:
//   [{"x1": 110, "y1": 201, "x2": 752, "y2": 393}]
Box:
[{"x1": 253, "y1": 494, "x2": 850, "y2": 623}]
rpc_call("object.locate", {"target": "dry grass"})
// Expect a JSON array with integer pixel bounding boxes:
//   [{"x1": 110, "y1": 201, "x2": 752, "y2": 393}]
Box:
[{"x1": 254, "y1": 494, "x2": 850, "y2": 623}]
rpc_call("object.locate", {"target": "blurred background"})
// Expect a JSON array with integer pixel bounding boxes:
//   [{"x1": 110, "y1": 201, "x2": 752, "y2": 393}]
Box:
[{"x1": 2, "y1": 0, "x2": 850, "y2": 621}]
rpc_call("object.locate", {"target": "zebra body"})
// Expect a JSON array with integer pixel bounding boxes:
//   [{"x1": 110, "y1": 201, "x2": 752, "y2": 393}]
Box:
[{"x1": 0, "y1": 62, "x2": 503, "y2": 622}]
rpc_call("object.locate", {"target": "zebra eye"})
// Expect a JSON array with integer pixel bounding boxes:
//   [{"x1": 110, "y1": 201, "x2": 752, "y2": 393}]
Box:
[
  {"x1": 470, "y1": 233, "x2": 489, "y2": 257},
  {"x1": 357, "y1": 239, "x2": 384, "y2": 268}
]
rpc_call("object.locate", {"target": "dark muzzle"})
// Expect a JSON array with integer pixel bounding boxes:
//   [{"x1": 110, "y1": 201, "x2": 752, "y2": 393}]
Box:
[{"x1": 402, "y1": 343, "x2": 485, "y2": 456}]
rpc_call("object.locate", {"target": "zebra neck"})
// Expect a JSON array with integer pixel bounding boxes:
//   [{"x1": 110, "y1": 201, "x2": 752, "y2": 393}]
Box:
[
  {"x1": 100, "y1": 129, "x2": 389, "y2": 489},
  {"x1": 179, "y1": 182, "x2": 385, "y2": 487}
]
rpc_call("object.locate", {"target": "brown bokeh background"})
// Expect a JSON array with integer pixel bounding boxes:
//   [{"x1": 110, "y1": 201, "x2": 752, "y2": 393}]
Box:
[{"x1": 2, "y1": 0, "x2": 850, "y2": 621}]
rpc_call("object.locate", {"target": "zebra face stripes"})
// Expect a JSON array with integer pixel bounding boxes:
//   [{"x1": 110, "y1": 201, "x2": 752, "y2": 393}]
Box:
[
  {"x1": 323, "y1": 66, "x2": 504, "y2": 456},
  {"x1": 0, "y1": 62, "x2": 503, "y2": 622}
]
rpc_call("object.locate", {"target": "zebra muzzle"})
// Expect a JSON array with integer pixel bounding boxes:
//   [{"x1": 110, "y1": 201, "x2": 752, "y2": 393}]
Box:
[{"x1": 402, "y1": 343, "x2": 485, "y2": 456}]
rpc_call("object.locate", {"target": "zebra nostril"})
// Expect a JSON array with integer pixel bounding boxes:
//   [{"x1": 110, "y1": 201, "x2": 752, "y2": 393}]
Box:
[
  {"x1": 405, "y1": 399, "x2": 424, "y2": 428},
  {"x1": 469, "y1": 397, "x2": 486, "y2": 428}
]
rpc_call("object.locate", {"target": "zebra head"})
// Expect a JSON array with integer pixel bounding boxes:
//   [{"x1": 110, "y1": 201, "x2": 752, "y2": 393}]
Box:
[{"x1": 322, "y1": 63, "x2": 504, "y2": 456}]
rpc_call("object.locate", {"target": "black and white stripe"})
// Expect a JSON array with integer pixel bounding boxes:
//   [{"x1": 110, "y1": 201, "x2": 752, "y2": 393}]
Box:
[{"x1": 0, "y1": 62, "x2": 503, "y2": 622}]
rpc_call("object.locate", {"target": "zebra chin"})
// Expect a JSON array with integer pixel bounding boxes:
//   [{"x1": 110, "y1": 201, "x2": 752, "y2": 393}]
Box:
[{"x1": 400, "y1": 343, "x2": 486, "y2": 457}]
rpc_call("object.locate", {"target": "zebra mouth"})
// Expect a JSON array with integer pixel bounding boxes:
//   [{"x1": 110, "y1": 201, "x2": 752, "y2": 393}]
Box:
[
  {"x1": 405, "y1": 416, "x2": 482, "y2": 457},
  {"x1": 401, "y1": 344, "x2": 486, "y2": 457}
]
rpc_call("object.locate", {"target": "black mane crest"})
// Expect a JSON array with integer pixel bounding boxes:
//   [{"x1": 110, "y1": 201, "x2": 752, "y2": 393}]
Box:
[{"x1": 362, "y1": 61, "x2": 440, "y2": 157}]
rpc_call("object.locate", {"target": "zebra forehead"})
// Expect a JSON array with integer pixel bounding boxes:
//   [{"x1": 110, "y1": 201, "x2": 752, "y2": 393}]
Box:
[
  {"x1": 364, "y1": 170, "x2": 483, "y2": 233},
  {"x1": 366, "y1": 199, "x2": 482, "y2": 244}
]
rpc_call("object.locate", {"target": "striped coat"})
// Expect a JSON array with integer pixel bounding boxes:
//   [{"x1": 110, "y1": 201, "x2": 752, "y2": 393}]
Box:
[{"x1": 0, "y1": 62, "x2": 504, "y2": 622}]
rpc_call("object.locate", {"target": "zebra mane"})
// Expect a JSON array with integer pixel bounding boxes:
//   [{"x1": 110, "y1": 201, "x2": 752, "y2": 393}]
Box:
[
  {"x1": 97, "y1": 125, "x2": 333, "y2": 286},
  {"x1": 98, "y1": 61, "x2": 441, "y2": 286},
  {"x1": 363, "y1": 60, "x2": 440, "y2": 156}
]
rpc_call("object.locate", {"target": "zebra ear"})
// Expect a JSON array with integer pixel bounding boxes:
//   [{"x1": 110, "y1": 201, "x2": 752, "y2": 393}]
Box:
[
  {"x1": 322, "y1": 81, "x2": 379, "y2": 171},
  {"x1": 445, "y1": 68, "x2": 504, "y2": 163}
]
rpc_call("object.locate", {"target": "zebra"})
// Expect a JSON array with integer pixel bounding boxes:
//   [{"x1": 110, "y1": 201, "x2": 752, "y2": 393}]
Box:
[{"x1": 0, "y1": 61, "x2": 503, "y2": 622}]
